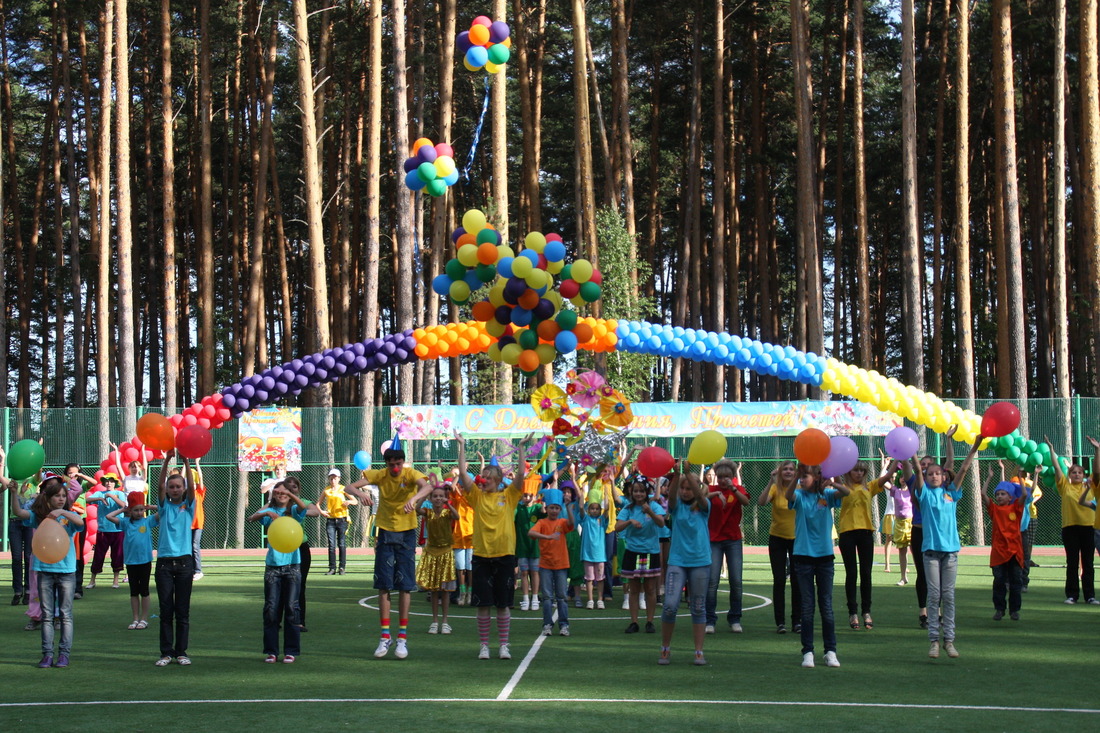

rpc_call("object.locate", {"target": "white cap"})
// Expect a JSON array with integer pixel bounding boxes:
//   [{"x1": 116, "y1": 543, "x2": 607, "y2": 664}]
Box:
[{"x1": 328, "y1": 468, "x2": 341, "y2": 478}]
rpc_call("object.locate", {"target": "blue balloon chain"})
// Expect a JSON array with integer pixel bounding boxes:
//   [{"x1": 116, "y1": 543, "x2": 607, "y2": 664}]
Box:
[{"x1": 462, "y1": 75, "x2": 492, "y2": 183}]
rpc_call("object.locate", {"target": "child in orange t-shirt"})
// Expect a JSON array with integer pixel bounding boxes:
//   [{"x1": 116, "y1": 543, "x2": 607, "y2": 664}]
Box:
[
  {"x1": 529, "y1": 500, "x2": 574, "y2": 636},
  {"x1": 985, "y1": 478, "x2": 1030, "y2": 621}
]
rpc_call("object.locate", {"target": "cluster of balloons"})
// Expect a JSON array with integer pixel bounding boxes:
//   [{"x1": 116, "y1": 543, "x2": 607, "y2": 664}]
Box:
[
  {"x1": 820, "y1": 360, "x2": 984, "y2": 444},
  {"x1": 220, "y1": 333, "x2": 418, "y2": 417},
  {"x1": 793, "y1": 428, "x2": 860, "y2": 478},
  {"x1": 6, "y1": 439, "x2": 45, "y2": 481},
  {"x1": 457, "y1": 16, "x2": 511, "y2": 73},
  {"x1": 615, "y1": 322, "x2": 827, "y2": 383},
  {"x1": 988, "y1": 430, "x2": 1058, "y2": 475},
  {"x1": 403, "y1": 138, "x2": 459, "y2": 196},
  {"x1": 412, "y1": 322, "x2": 493, "y2": 360},
  {"x1": 429, "y1": 209, "x2": 608, "y2": 374}
]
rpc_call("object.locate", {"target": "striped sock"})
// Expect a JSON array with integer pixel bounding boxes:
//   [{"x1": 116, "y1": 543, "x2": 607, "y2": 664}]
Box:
[
  {"x1": 380, "y1": 618, "x2": 391, "y2": 640},
  {"x1": 477, "y1": 615, "x2": 491, "y2": 645},
  {"x1": 497, "y1": 609, "x2": 511, "y2": 645},
  {"x1": 398, "y1": 618, "x2": 408, "y2": 640}
]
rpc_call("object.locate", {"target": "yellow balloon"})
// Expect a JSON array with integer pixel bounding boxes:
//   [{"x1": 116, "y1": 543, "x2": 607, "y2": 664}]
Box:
[
  {"x1": 545, "y1": 291, "x2": 563, "y2": 309},
  {"x1": 449, "y1": 280, "x2": 471, "y2": 302},
  {"x1": 536, "y1": 343, "x2": 557, "y2": 364},
  {"x1": 463, "y1": 209, "x2": 487, "y2": 233},
  {"x1": 487, "y1": 343, "x2": 503, "y2": 362},
  {"x1": 488, "y1": 283, "x2": 506, "y2": 307},
  {"x1": 457, "y1": 243, "x2": 479, "y2": 267},
  {"x1": 485, "y1": 61, "x2": 502, "y2": 74},
  {"x1": 434, "y1": 155, "x2": 456, "y2": 178},
  {"x1": 525, "y1": 231, "x2": 547, "y2": 252},
  {"x1": 498, "y1": 245, "x2": 516, "y2": 259},
  {"x1": 524, "y1": 269, "x2": 546, "y2": 289},
  {"x1": 687, "y1": 430, "x2": 727, "y2": 465},
  {"x1": 486, "y1": 320, "x2": 506, "y2": 337},
  {"x1": 511, "y1": 256, "x2": 533, "y2": 278},
  {"x1": 571, "y1": 258, "x2": 594, "y2": 283},
  {"x1": 546, "y1": 260, "x2": 564, "y2": 275},
  {"x1": 501, "y1": 343, "x2": 522, "y2": 365},
  {"x1": 267, "y1": 515, "x2": 304, "y2": 553}
]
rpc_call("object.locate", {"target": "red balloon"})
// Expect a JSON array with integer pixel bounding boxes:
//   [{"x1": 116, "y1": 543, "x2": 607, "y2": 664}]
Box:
[
  {"x1": 793, "y1": 428, "x2": 832, "y2": 466},
  {"x1": 981, "y1": 402, "x2": 1021, "y2": 438},
  {"x1": 182, "y1": 414, "x2": 199, "y2": 427},
  {"x1": 560, "y1": 280, "x2": 580, "y2": 299},
  {"x1": 122, "y1": 445, "x2": 141, "y2": 464},
  {"x1": 636, "y1": 446, "x2": 675, "y2": 479},
  {"x1": 589, "y1": 269, "x2": 603, "y2": 285},
  {"x1": 176, "y1": 425, "x2": 213, "y2": 459}
]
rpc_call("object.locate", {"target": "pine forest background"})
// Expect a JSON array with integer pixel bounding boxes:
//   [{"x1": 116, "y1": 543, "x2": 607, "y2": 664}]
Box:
[{"x1": 1, "y1": 0, "x2": 1099, "y2": 423}]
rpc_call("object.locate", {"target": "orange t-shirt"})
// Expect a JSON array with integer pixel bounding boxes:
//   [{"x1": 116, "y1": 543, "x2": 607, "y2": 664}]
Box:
[
  {"x1": 988, "y1": 499, "x2": 1024, "y2": 567},
  {"x1": 191, "y1": 484, "x2": 206, "y2": 530},
  {"x1": 450, "y1": 489, "x2": 475, "y2": 549},
  {"x1": 531, "y1": 517, "x2": 573, "y2": 570}
]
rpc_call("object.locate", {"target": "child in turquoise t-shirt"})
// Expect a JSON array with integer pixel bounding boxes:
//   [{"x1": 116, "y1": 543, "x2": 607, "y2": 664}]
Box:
[
  {"x1": 107, "y1": 500, "x2": 159, "y2": 630},
  {"x1": 572, "y1": 502, "x2": 609, "y2": 609}
]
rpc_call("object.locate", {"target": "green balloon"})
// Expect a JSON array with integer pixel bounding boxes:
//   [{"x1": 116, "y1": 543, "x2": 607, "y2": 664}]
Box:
[
  {"x1": 1006, "y1": 445, "x2": 1022, "y2": 463},
  {"x1": 475, "y1": 264, "x2": 498, "y2": 283},
  {"x1": 579, "y1": 281, "x2": 602, "y2": 303},
  {"x1": 1022, "y1": 439, "x2": 1038, "y2": 455},
  {"x1": 1038, "y1": 442, "x2": 1051, "y2": 457},
  {"x1": 1025, "y1": 451, "x2": 1043, "y2": 469},
  {"x1": 445, "y1": 258, "x2": 466, "y2": 281},
  {"x1": 556, "y1": 309, "x2": 578, "y2": 330},
  {"x1": 559, "y1": 264, "x2": 573, "y2": 281},
  {"x1": 518, "y1": 328, "x2": 539, "y2": 350},
  {"x1": 7, "y1": 439, "x2": 45, "y2": 481},
  {"x1": 488, "y1": 44, "x2": 511, "y2": 65},
  {"x1": 425, "y1": 178, "x2": 448, "y2": 197},
  {"x1": 477, "y1": 228, "x2": 500, "y2": 245}
]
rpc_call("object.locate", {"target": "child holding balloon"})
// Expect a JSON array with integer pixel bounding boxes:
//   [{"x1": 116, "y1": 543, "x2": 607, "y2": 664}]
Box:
[
  {"x1": 106, "y1": 499, "x2": 158, "y2": 630},
  {"x1": 11, "y1": 472, "x2": 84, "y2": 668},
  {"x1": 154, "y1": 452, "x2": 197, "y2": 667},
  {"x1": 248, "y1": 481, "x2": 314, "y2": 663},
  {"x1": 659, "y1": 466, "x2": 711, "y2": 666},
  {"x1": 85, "y1": 474, "x2": 128, "y2": 590},
  {"x1": 911, "y1": 435, "x2": 981, "y2": 660}
]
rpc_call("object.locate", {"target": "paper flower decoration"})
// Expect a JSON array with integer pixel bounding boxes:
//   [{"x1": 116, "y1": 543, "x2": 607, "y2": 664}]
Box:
[
  {"x1": 599, "y1": 388, "x2": 633, "y2": 429},
  {"x1": 568, "y1": 370, "x2": 607, "y2": 409},
  {"x1": 531, "y1": 384, "x2": 568, "y2": 421}
]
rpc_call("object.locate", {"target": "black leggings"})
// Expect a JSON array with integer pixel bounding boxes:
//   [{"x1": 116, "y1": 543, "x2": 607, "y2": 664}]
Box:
[
  {"x1": 911, "y1": 524, "x2": 927, "y2": 609},
  {"x1": 1062, "y1": 524, "x2": 1095, "y2": 601},
  {"x1": 768, "y1": 535, "x2": 801, "y2": 627},
  {"x1": 838, "y1": 529, "x2": 874, "y2": 616},
  {"x1": 298, "y1": 541, "x2": 311, "y2": 625}
]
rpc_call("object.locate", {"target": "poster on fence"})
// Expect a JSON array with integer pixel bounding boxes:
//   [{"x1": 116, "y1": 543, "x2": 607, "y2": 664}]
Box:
[
  {"x1": 238, "y1": 406, "x2": 303, "y2": 471},
  {"x1": 390, "y1": 400, "x2": 899, "y2": 440}
]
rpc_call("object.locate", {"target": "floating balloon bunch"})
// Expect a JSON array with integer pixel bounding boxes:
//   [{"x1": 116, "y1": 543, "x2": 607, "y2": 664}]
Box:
[
  {"x1": 403, "y1": 138, "x2": 459, "y2": 196},
  {"x1": 457, "y1": 16, "x2": 511, "y2": 73},
  {"x1": 430, "y1": 209, "x2": 614, "y2": 374}
]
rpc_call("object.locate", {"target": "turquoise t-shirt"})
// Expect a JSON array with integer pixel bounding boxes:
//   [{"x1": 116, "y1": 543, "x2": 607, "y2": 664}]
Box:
[
  {"x1": 24, "y1": 515, "x2": 80, "y2": 573},
  {"x1": 88, "y1": 489, "x2": 127, "y2": 533},
  {"x1": 578, "y1": 512, "x2": 609, "y2": 563},
  {"x1": 667, "y1": 500, "x2": 711, "y2": 567},
  {"x1": 617, "y1": 501, "x2": 666, "y2": 554},
  {"x1": 919, "y1": 483, "x2": 963, "y2": 553},
  {"x1": 119, "y1": 515, "x2": 159, "y2": 565},
  {"x1": 792, "y1": 488, "x2": 843, "y2": 557},
  {"x1": 157, "y1": 498, "x2": 196, "y2": 558},
  {"x1": 261, "y1": 505, "x2": 308, "y2": 566}
]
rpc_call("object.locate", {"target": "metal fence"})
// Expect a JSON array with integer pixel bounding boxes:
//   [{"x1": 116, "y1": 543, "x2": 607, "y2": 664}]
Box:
[{"x1": 2, "y1": 398, "x2": 1097, "y2": 551}]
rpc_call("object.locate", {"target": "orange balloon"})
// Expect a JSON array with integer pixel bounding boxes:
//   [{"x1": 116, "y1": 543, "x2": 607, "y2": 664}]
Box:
[
  {"x1": 32, "y1": 519, "x2": 70, "y2": 564},
  {"x1": 411, "y1": 137, "x2": 433, "y2": 155},
  {"x1": 793, "y1": 428, "x2": 832, "y2": 466},
  {"x1": 518, "y1": 349, "x2": 540, "y2": 372},
  {"x1": 471, "y1": 301, "x2": 496, "y2": 322},
  {"x1": 469, "y1": 24, "x2": 490, "y2": 46},
  {"x1": 537, "y1": 320, "x2": 561, "y2": 341},
  {"x1": 477, "y1": 242, "x2": 499, "y2": 265},
  {"x1": 456, "y1": 232, "x2": 477, "y2": 247},
  {"x1": 518, "y1": 289, "x2": 540, "y2": 310},
  {"x1": 573, "y1": 323, "x2": 594, "y2": 344},
  {"x1": 136, "y1": 412, "x2": 175, "y2": 451}
]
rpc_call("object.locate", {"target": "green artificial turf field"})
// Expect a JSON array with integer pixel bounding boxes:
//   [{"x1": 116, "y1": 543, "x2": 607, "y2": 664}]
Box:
[{"x1": 1, "y1": 551, "x2": 1098, "y2": 732}]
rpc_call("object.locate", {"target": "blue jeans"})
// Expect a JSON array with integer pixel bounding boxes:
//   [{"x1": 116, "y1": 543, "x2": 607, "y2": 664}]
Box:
[
  {"x1": 155, "y1": 555, "x2": 194, "y2": 657},
  {"x1": 793, "y1": 555, "x2": 836, "y2": 655},
  {"x1": 991, "y1": 558, "x2": 1023, "y2": 614},
  {"x1": 661, "y1": 565, "x2": 709, "y2": 624},
  {"x1": 9, "y1": 518, "x2": 32, "y2": 595},
  {"x1": 924, "y1": 550, "x2": 958, "y2": 642},
  {"x1": 706, "y1": 539, "x2": 743, "y2": 625},
  {"x1": 538, "y1": 567, "x2": 569, "y2": 627},
  {"x1": 263, "y1": 564, "x2": 302, "y2": 656},
  {"x1": 38, "y1": 571, "x2": 75, "y2": 655},
  {"x1": 326, "y1": 518, "x2": 348, "y2": 570}
]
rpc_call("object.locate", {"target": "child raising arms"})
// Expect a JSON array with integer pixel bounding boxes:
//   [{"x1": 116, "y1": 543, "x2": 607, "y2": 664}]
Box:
[
  {"x1": 984, "y1": 474, "x2": 1030, "y2": 621},
  {"x1": 659, "y1": 466, "x2": 712, "y2": 666},
  {"x1": 105, "y1": 498, "x2": 159, "y2": 630},
  {"x1": 415, "y1": 485, "x2": 457, "y2": 635},
  {"x1": 154, "y1": 452, "x2": 197, "y2": 667}
]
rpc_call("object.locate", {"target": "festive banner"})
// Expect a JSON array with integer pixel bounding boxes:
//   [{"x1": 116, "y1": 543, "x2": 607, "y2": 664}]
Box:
[
  {"x1": 390, "y1": 401, "x2": 899, "y2": 440},
  {"x1": 238, "y1": 406, "x2": 303, "y2": 471}
]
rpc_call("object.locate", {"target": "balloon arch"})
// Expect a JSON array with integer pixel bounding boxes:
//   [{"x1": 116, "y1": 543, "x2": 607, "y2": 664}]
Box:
[{"x1": 95, "y1": 319, "x2": 1049, "y2": 480}]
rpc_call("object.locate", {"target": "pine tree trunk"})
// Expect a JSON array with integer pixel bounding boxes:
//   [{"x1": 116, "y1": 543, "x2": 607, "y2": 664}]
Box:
[
  {"x1": 197, "y1": 0, "x2": 215, "y2": 399},
  {"x1": 1080, "y1": 0, "x2": 1100, "y2": 387},
  {"x1": 853, "y1": 0, "x2": 871, "y2": 369},
  {"x1": 900, "y1": 0, "x2": 924, "y2": 390},
  {"x1": 1053, "y1": 0, "x2": 1070, "y2": 398},
  {"x1": 160, "y1": 0, "x2": 179, "y2": 411},
  {"x1": 954, "y1": 0, "x2": 974, "y2": 401}
]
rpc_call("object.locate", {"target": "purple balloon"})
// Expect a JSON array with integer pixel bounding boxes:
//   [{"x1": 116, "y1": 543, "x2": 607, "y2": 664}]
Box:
[
  {"x1": 236, "y1": 397, "x2": 251, "y2": 411},
  {"x1": 375, "y1": 352, "x2": 389, "y2": 366},
  {"x1": 456, "y1": 30, "x2": 472, "y2": 53},
  {"x1": 279, "y1": 369, "x2": 296, "y2": 383},
  {"x1": 403, "y1": 335, "x2": 418, "y2": 351},
  {"x1": 290, "y1": 359, "x2": 303, "y2": 371},
  {"x1": 261, "y1": 376, "x2": 276, "y2": 390},
  {"x1": 254, "y1": 389, "x2": 269, "y2": 403},
  {"x1": 417, "y1": 144, "x2": 438, "y2": 164},
  {"x1": 314, "y1": 368, "x2": 328, "y2": 382},
  {"x1": 341, "y1": 351, "x2": 357, "y2": 364},
  {"x1": 269, "y1": 365, "x2": 284, "y2": 378},
  {"x1": 222, "y1": 393, "x2": 237, "y2": 409},
  {"x1": 820, "y1": 436, "x2": 859, "y2": 478},
  {"x1": 240, "y1": 384, "x2": 256, "y2": 399},
  {"x1": 321, "y1": 355, "x2": 336, "y2": 370},
  {"x1": 354, "y1": 356, "x2": 369, "y2": 371},
  {"x1": 394, "y1": 348, "x2": 408, "y2": 361},
  {"x1": 489, "y1": 21, "x2": 510, "y2": 43},
  {"x1": 351, "y1": 342, "x2": 366, "y2": 356},
  {"x1": 294, "y1": 374, "x2": 308, "y2": 387},
  {"x1": 333, "y1": 362, "x2": 347, "y2": 375},
  {"x1": 451, "y1": 226, "x2": 466, "y2": 244},
  {"x1": 273, "y1": 382, "x2": 288, "y2": 395},
  {"x1": 534, "y1": 298, "x2": 555, "y2": 320},
  {"x1": 403, "y1": 156, "x2": 419, "y2": 173},
  {"x1": 884, "y1": 426, "x2": 920, "y2": 461},
  {"x1": 381, "y1": 341, "x2": 396, "y2": 356},
  {"x1": 495, "y1": 305, "x2": 513, "y2": 324},
  {"x1": 300, "y1": 362, "x2": 316, "y2": 376}
]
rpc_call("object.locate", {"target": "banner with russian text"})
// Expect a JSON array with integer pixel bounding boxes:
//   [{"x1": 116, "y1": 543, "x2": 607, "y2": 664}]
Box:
[
  {"x1": 390, "y1": 401, "x2": 899, "y2": 440},
  {"x1": 238, "y1": 406, "x2": 303, "y2": 471}
]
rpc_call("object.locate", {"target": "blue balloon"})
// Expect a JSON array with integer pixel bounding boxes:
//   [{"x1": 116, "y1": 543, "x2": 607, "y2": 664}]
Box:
[
  {"x1": 758, "y1": 352, "x2": 774, "y2": 368},
  {"x1": 780, "y1": 357, "x2": 795, "y2": 375},
  {"x1": 646, "y1": 335, "x2": 663, "y2": 351},
  {"x1": 691, "y1": 341, "x2": 707, "y2": 357},
  {"x1": 466, "y1": 45, "x2": 488, "y2": 68},
  {"x1": 405, "y1": 170, "x2": 427, "y2": 191},
  {"x1": 443, "y1": 170, "x2": 459, "y2": 186},
  {"x1": 544, "y1": 241, "x2": 566, "y2": 261},
  {"x1": 799, "y1": 363, "x2": 817, "y2": 381},
  {"x1": 519, "y1": 248, "x2": 539, "y2": 265},
  {"x1": 497, "y1": 256, "x2": 514, "y2": 278},
  {"x1": 511, "y1": 307, "x2": 533, "y2": 326},
  {"x1": 555, "y1": 330, "x2": 578, "y2": 353},
  {"x1": 432, "y1": 274, "x2": 452, "y2": 296},
  {"x1": 671, "y1": 337, "x2": 685, "y2": 353}
]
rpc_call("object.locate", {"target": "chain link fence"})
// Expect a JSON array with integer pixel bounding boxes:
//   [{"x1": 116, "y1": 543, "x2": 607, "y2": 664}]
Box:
[{"x1": 2, "y1": 398, "x2": 1096, "y2": 551}]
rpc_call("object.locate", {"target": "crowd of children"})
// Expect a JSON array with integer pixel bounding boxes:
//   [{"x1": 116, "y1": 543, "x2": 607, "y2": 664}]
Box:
[{"x1": 3, "y1": 423, "x2": 1100, "y2": 670}]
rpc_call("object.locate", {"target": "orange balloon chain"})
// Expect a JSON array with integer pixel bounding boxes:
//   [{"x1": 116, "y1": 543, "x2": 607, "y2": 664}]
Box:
[{"x1": 412, "y1": 318, "x2": 619, "y2": 361}]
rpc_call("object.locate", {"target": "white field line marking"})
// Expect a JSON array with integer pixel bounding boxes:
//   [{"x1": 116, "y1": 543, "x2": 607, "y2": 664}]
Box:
[{"x1": 1, "y1": 698, "x2": 1097, "y2": 715}]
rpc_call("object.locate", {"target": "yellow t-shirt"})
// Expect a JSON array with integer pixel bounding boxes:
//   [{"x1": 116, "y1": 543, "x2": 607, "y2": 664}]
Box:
[
  {"x1": 837, "y1": 479, "x2": 886, "y2": 534},
  {"x1": 1056, "y1": 475, "x2": 1096, "y2": 528},
  {"x1": 766, "y1": 484, "x2": 796, "y2": 540},
  {"x1": 466, "y1": 483, "x2": 522, "y2": 558},
  {"x1": 361, "y1": 467, "x2": 427, "y2": 533},
  {"x1": 323, "y1": 485, "x2": 351, "y2": 519}
]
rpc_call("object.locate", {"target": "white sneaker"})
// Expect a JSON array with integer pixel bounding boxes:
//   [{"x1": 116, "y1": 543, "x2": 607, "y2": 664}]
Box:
[
  {"x1": 427, "y1": 622, "x2": 439, "y2": 634},
  {"x1": 929, "y1": 641, "x2": 940, "y2": 658},
  {"x1": 193, "y1": 572, "x2": 204, "y2": 580},
  {"x1": 559, "y1": 624, "x2": 570, "y2": 636},
  {"x1": 622, "y1": 597, "x2": 631, "y2": 610},
  {"x1": 478, "y1": 643, "x2": 490, "y2": 660},
  {"x1": 394, "y1": 639, "x2": 408, "y2": 659},
  {"x1": 441, "y1": 623, "x2": 452, "y2": 635},
  {"x1": 704, "y1": 624, "x2": 716, "y2": 635},
  {"x1": 499, "y1": 644, "x2": 511, "y2": 660},
  {"x1": 542, "y1": 624, "x2": 553, "y2": 636},
  {"x1": 824, "y1": 650, "x2": 840, "y2": 667},
  {"x1": 586, "y1": 600, "x2": 595, "y2": 609},
  {"x1": 730, "y1": 622, "x2": 743, "y2": 633},
  {"x1": 801, "y1": 652, "x2": 815, "y2": 668},
  {"x1": 1065, "y1": 597, "x2": 1077, "y2": 605},
  {"x1": 1088, "y1": 598, "x2": 1100, "y2": 605},
  {"x1": 639, "y1": 596, "x2": 647, "y2": 610},
  {"x1": 596, "y1": 600, "x2": 605, "y2": 610},
  {"x1": 944, "y1": 641, "x2": 959, "y2": 658},
  {"x1": 520, "y1": 597, "x2": 530, "y2": 611},
  {"x1": 373, "y1": 638, "x2": 391, "y2": 658},
  {"x1": 531, "y1": 597, "x2": 540, "y2": 610}
]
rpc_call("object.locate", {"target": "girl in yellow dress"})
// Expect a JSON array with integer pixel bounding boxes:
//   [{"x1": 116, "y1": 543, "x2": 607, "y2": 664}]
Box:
[{"x1": 416, "y1": 485, "x2": 457, "y2": 634}]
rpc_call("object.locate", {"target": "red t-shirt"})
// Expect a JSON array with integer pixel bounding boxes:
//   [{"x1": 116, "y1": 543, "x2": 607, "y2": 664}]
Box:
[
  {"x1": 707, "y1": 482, "x2": 749, "y2": 542},
  {"x1": 988, "y1": 499, "x2": 1025, "y2": 567}
]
